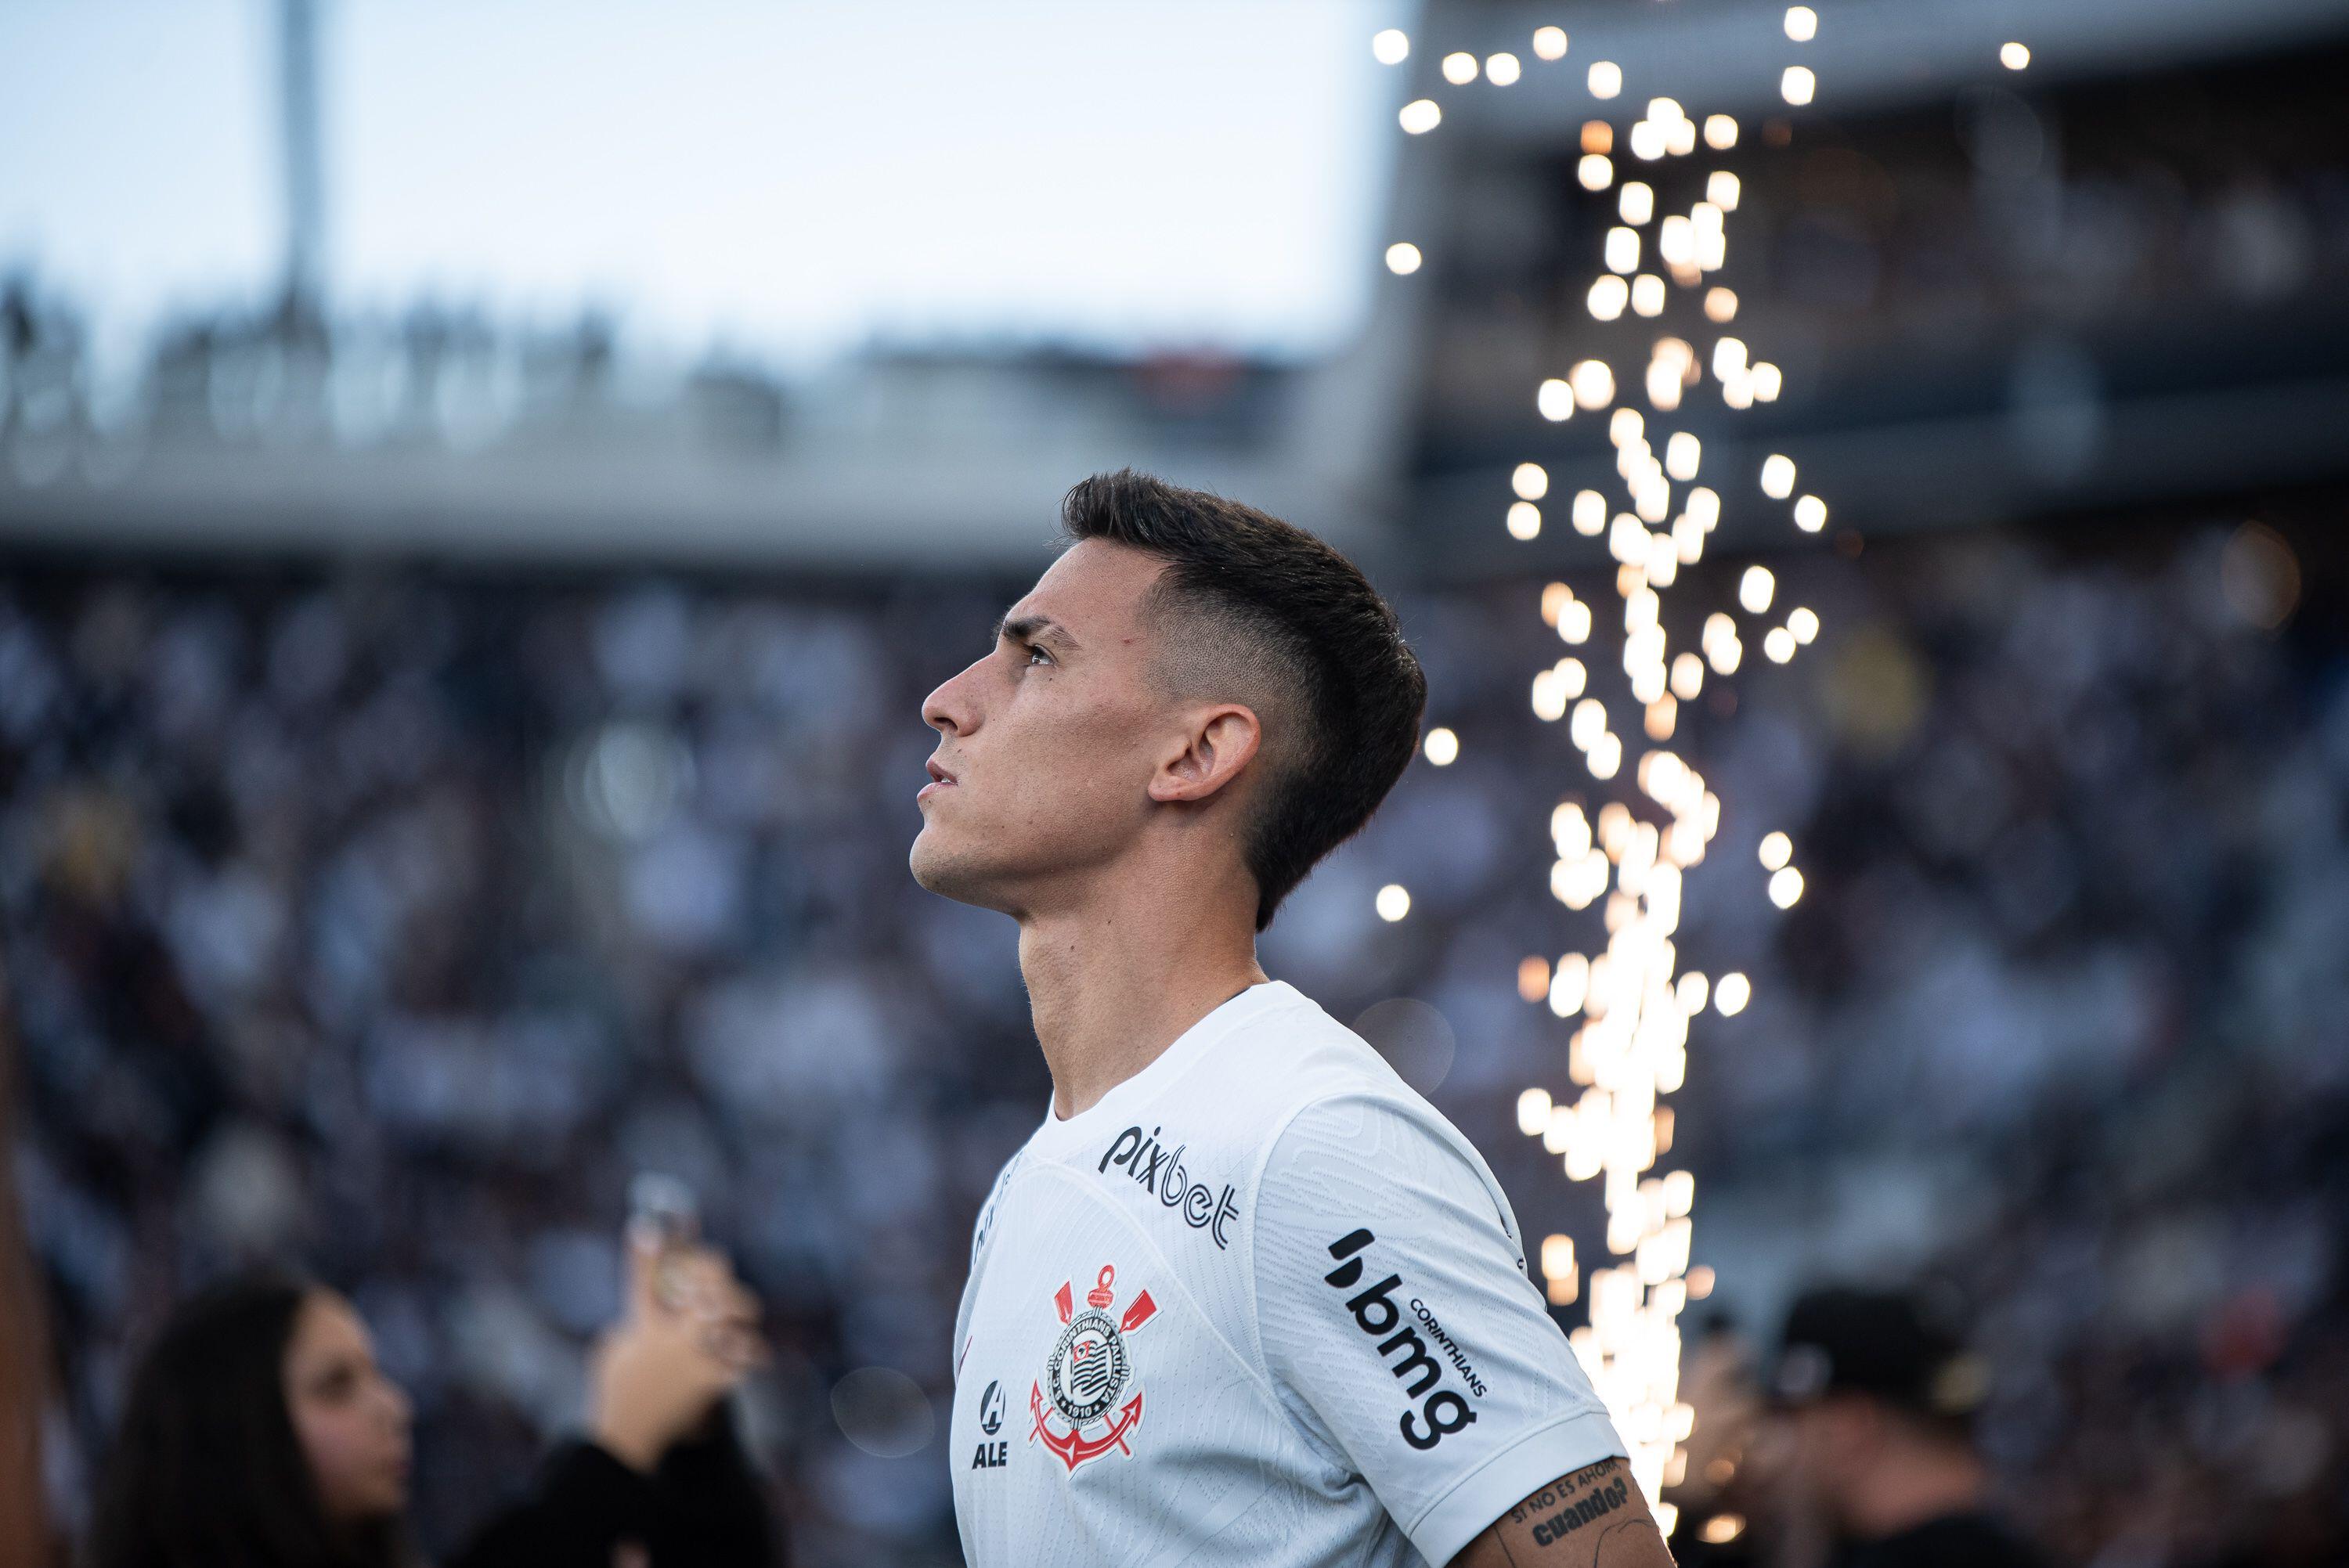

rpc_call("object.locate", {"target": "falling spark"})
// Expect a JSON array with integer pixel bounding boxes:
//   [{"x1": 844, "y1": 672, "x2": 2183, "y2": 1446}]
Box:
[
  {"x1": 1443, "y1": 51, "x2": 1481, "y2": 85},
  {"x1": 1716, "y1": 974, "x2": 1752, "y2": 1015},
  {"x1": 1571, "y1": 359, "x2": 1617, "y2": 409},
  {"x1": 1781, "y1": 65, "x2": 1815, "y2": 105},
  {"x1": 1371, "y1": 29, "x2": 1409, "y2": 65},
  {"x1": 2001, "y1": 41, "x2": 2030, "y2": 70},
  {"x1": 1707, "y1": 636, "x2": 1742, "y2": 676},
  {"x1": 1665, "y1": 433, "x2": 1701, "y2": 481},
  {"x1": 1670, "y1": 653, "x2": 1704, "y2": 700},
  {"x1": 1386, "y1": 243, "x2": 1423, "y2": 275},
  {"x1": 1376, "y1": 884, "x2": 1412, "y2": 921},
  {"x1": 1399, "y1": 99, "x2": 1442, "y2": 134},
  {"x1": 1534, "y1": 27, "x2": 1569, "y2": 61},
  {"x1": 1589, "y1": 60, "x2": 1623, "y2": 98},
  {"x1": 1574, "y1": 490, "x2": 1608, "y2": 536},
  {"x1": 1487, "y1": 52, "x2": 1524, "y2": 86},
  {"x1": 1658, "y1": 214, "x2": 1694, "y2": 266},
  {"x1": 1425, "y1": 726, "x2": 1461, "y2": 766}
]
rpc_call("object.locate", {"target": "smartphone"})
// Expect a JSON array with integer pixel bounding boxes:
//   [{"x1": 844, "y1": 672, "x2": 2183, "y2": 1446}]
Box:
[{"x1": 626, "y1": 1172, "x2": 700, "y2": 1311}]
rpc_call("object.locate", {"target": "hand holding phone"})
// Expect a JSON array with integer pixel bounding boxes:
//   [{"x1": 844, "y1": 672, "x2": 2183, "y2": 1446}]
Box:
[
  {"x1": 594, "y1": 1173, "x2": 768, "y2": 1471},
  {"x1": 626, "y1": 1171, "x2": 700, "y2": 1313}
]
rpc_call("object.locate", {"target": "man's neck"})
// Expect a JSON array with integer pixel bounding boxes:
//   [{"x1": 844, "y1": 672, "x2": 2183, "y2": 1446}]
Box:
[{"x1": 1016, "y1": 878, "x2": 1268, "y2": 1120}]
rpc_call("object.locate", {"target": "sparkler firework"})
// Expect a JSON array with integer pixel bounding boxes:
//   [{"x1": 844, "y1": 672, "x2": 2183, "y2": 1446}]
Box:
[{"x1": 1354, "y1": 4, "x2": 2011, "y2": 1531}]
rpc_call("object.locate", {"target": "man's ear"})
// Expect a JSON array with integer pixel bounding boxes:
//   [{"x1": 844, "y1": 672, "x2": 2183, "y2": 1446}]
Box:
[{"x1": 1149, "y1": 704, "x2": 1261, "y2": 804}]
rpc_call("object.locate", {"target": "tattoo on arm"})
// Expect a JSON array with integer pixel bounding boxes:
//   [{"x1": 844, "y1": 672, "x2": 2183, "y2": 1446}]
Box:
[{"x1": 1488, "y1": 1458, "x2": 1673, "y2": 1568}]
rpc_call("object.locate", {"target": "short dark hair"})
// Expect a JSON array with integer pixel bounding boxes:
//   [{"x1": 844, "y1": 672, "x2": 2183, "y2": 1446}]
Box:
[
  {"x1": 1770, "y1": 1285, "x2": 1983, "y2": 1442},
  {"x1": 92, "y1": 1270, "x2": 408, "y2": 1568},
  {"x1": 1060, "y1": 469, "x2": 1426, "y2": 930}
]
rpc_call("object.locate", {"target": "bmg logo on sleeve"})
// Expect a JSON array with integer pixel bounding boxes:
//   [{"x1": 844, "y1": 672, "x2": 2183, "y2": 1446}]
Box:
[{"x1": 1324, "y1": 1228, "x2": 1481, "y2": 1450}]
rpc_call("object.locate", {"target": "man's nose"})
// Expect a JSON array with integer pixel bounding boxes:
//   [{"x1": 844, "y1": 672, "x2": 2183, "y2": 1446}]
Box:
[{"x1": 922, "y1": 656, "x2": 987, "y2": 736}]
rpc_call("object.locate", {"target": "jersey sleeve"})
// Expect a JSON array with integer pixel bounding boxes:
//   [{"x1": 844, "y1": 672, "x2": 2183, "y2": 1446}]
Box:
[{"x1": 1250, "y1": 1093, "x2": 1626, "y2": 1567}]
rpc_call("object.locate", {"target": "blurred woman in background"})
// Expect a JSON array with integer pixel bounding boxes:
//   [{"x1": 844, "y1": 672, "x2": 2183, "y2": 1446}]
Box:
[{"x1": 90, "y1": 1242, "x2": 777, "y2": 1568}]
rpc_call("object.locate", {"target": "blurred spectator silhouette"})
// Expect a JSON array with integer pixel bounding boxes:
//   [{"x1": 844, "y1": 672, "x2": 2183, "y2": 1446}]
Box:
[
  {"x1": 1757, "y1": 1287, "x2": 2047, "y2": 1568},
  {"x1": 89, "y1": 1238, "x2": 775, "y2": 1568}
]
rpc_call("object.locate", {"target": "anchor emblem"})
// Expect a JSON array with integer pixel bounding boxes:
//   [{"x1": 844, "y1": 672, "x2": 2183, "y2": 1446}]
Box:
[{"x1": 1030, "y1": 1263, "x2": 1157, "y2": 1472}]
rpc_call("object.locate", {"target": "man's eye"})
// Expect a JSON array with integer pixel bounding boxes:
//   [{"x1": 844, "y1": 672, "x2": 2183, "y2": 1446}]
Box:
[{"x1": 1023, "y1": 643, "x2": 1052, "y2": 667}]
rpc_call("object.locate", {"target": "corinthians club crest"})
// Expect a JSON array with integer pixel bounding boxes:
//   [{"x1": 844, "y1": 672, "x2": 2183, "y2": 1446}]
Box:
[{"x1": 1030, "y1": 1263, "x2": 1156, "y2": 1472}]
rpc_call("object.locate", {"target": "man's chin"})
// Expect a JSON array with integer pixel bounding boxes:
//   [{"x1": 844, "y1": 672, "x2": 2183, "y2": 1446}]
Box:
[{"x1": 908, "y1": 829, "x2": 994, "y2": 908}]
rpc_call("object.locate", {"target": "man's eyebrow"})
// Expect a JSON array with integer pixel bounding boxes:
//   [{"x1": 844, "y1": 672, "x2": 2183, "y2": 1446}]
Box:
[{"x1": 994, "y1": 614, "x2": 1081, "y2": 652}]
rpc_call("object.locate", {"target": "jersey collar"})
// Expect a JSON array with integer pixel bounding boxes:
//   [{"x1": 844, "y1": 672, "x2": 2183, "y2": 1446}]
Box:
[{"x1": 1025, "y1": 979, "x2": 1304, "y2": 1158}]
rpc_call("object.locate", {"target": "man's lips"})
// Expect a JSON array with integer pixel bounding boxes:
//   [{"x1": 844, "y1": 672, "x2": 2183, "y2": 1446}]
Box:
[{"x1": 918, "y1": 758, "x2": 958, "y2": 801}]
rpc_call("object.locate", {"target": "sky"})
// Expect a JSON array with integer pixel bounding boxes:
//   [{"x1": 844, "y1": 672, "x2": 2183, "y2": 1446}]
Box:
[{"x1": 0, "y1": 0, "x2": 1404, "y2": 366}]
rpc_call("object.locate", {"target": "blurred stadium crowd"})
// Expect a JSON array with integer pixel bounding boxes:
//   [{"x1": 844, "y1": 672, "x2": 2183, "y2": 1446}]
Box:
[
  {"x1": 5, "y1": 493, "x2": 2341, "y2": 1566},
  {"x1": 1661, "y1": 517, "x2": 2349, "y2": 1566}
]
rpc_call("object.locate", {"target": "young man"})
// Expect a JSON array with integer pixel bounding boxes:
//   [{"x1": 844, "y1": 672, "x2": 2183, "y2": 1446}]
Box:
[
  {"x1": 913, "y1": 471, "x2": 1674, "y2": 1568},
  {"x1": 1760, "y1": 1288, "x2": 2047, "y2": 1568}
]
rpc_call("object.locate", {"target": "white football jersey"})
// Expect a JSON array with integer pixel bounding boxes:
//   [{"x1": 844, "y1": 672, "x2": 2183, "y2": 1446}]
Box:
[{"x1": 949, "y1": 981, "x2": 1626, "y2": 1568}]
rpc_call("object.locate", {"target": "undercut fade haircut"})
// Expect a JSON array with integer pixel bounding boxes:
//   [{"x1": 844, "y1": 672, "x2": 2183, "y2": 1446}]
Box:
[{"x1": 1061, "y1": 469, "x2": 1427, "y2": 931}]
